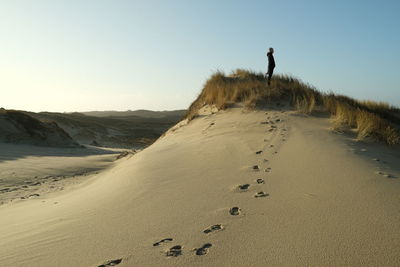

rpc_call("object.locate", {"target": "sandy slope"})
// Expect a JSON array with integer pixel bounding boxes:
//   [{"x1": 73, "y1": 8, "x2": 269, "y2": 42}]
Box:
[
  {"x1": 0, "y1": 106, "x2": 399, "y2": 267},
  {"x1": 0, "y1": 144, "x2": 130, "y2": 205}
]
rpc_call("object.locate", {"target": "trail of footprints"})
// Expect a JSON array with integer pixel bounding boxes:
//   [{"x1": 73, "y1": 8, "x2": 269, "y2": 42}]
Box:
[
  {"x1": 356, "y1": 148, "x2": 397, "y2": 179},
  {"x1": 98, "y1": 112, "x2": 284, "y2": 264},
  {"x1": 99, "y1": 111, "x2": 396, "y2": 265},
  {"x1": 369, "y1": 154, "x2": 397, "y2": 179},
  {"x1": 150, "y1": 112, "x2": 282, "y2": 260}
]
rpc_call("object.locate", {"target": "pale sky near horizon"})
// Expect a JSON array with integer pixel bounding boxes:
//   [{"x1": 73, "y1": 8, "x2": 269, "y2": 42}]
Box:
[{"x1": 1, "y1": 0, "x2": 399, "y2": 112}]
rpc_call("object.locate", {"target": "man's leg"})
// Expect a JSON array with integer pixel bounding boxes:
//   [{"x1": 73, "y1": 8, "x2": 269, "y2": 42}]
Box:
[{"x1": 267, "y1": 68, "x2": 274, "y2": 85}]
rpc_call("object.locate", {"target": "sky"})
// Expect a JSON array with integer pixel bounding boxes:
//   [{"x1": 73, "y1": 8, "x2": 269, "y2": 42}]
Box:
[{"x1": 1, "y1": 0, "x2": 399, "y2": 112}]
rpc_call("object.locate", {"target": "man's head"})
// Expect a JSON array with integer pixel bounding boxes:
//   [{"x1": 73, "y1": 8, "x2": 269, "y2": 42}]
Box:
[{"x1": 269, "y1": 47, "x2": 274, "y2": 53}]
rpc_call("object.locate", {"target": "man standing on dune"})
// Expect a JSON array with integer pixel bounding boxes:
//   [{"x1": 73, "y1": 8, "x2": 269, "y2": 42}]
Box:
[{"x1": 266, "y1": 47, "x2": 275, "y2": 85}]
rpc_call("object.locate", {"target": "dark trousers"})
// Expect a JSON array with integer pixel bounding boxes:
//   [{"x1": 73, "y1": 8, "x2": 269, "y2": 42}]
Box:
[{"x1": 267, "y1": 67, "x2": 274, "y2": 84}]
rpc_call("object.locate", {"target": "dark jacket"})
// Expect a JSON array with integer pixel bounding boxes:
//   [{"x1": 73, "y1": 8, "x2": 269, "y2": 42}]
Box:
[{"x1": 267, "y1": 52, "x2": 275, "y2": 69}]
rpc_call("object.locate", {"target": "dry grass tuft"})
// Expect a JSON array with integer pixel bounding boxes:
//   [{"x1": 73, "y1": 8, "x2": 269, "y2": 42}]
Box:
[{"x1": 185, "y1": 69, "x2": 400, "y2": 144}]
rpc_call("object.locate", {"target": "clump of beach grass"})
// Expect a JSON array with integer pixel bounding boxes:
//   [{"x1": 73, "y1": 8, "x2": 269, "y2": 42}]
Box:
[{"x1": 186, "y1": 69, "x2": 400, "y2": 144}]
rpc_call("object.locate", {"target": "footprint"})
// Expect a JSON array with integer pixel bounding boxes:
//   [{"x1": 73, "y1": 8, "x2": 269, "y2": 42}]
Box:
[
  {"x1": 264, "y1": 168, "x2": 271, "y2": 172},
  {"x1": 254, "y1": 192, "x2": 269, "y2": 198},
  {"x1": 20, "y1": 193, "x2": 40, "y2": 199},
  {"x1": 256, "y1": 150, "x2": 262, "y2": 154},
  {"x1": 229, "y1": 207, "x2": 241, "y2": 216},
  {"x1": 238, "y1": 184, "x2": 250, "y2": 191},
  {"x1": 304, "y1": 193, "x2": 316, "y2": 198},
  {"x1": 153, "y1": 238, "x2": 173, "y2": 247},
  {"x1": 376, "y1": 171, "x2": 396, "y2": 179},
  {"x1": 98, "y1": 258, "x2": 122, "y2": 267},
  {"x1": 375, "y1": 171, "x2": 394, "y2": 178},
  {"x1": 0, "y1": 188, "x2": 11, "y2": 193},
  {"x1": 203, "y1": 122, "x2": 215, "y2": 132},
  {"x1": 166, "y1": 245, "x2": 182, "y2": 257},
  {"x1": 256, "y1": 178, "x2": 265, "y2": 184},
  {"x1": 194, "y1": 243, "x2": 212, "y2": 256},
  {"x1": 253, "y1": 165, "x2": 260, "y2": 170},
  {"x1": 203, "y1": 224, "x2": 223, "y2": 234}
]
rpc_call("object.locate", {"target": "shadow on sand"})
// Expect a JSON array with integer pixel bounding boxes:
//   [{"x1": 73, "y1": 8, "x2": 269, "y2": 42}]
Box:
[{"x1": 0, "y1": 143, "x2": 120, "y2": 163}]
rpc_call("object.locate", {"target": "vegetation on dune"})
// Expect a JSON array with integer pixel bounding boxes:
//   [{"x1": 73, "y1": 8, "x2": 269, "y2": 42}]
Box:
[
  {"x1": 186, "y1": 69, "x2": 400, "y2": 144},
  {"x1": 26, "y1": 110, "x2": 186, "y2": 148},
  {"x1": 0, "y1": 109, "x2": 79, "y2": 147}
]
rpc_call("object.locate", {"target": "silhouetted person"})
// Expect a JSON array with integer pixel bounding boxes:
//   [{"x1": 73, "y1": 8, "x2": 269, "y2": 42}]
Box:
[{"x1": 266, "y1": 47, "x2": 275, "y2": 85}]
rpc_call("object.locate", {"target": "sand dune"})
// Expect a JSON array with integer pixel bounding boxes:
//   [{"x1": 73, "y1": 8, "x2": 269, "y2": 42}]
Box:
[
  {"x1": 0, "y1": 109, "x2": 79, "y2": 148},
  {"x1": 26, "y1": 109, "x2": 185, "y2": 148},
  {"x1": 0, "y1": 106, "x2": 399, "y2": 266}
]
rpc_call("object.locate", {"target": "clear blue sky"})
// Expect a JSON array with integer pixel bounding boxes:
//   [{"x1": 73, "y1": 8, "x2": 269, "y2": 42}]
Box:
[{"x1": 1, "y1": 0, "x2": 399, "y2": 112}]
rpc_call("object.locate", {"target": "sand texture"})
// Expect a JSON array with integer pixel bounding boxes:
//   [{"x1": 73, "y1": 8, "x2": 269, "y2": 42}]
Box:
[{"x1": 0, "y1": 107, "x2": 399, "y2": 266}]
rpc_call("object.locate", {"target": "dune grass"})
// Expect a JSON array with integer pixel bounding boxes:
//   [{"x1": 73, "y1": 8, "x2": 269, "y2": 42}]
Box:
[{"x1": 186, "y1": 69, "x2": 400, "y2": 144}]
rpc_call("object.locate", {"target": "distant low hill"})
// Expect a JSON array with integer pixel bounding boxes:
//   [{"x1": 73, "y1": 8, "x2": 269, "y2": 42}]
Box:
[
  {"x1": 0, "y1": 108, "x2": 79, "y2": 147},
  {"x1": 81, "y1": 109, "x2": 186, "y2": 119},
  {"x1": 26, "y1": 109, "x2": 186, "y2": 148}
]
